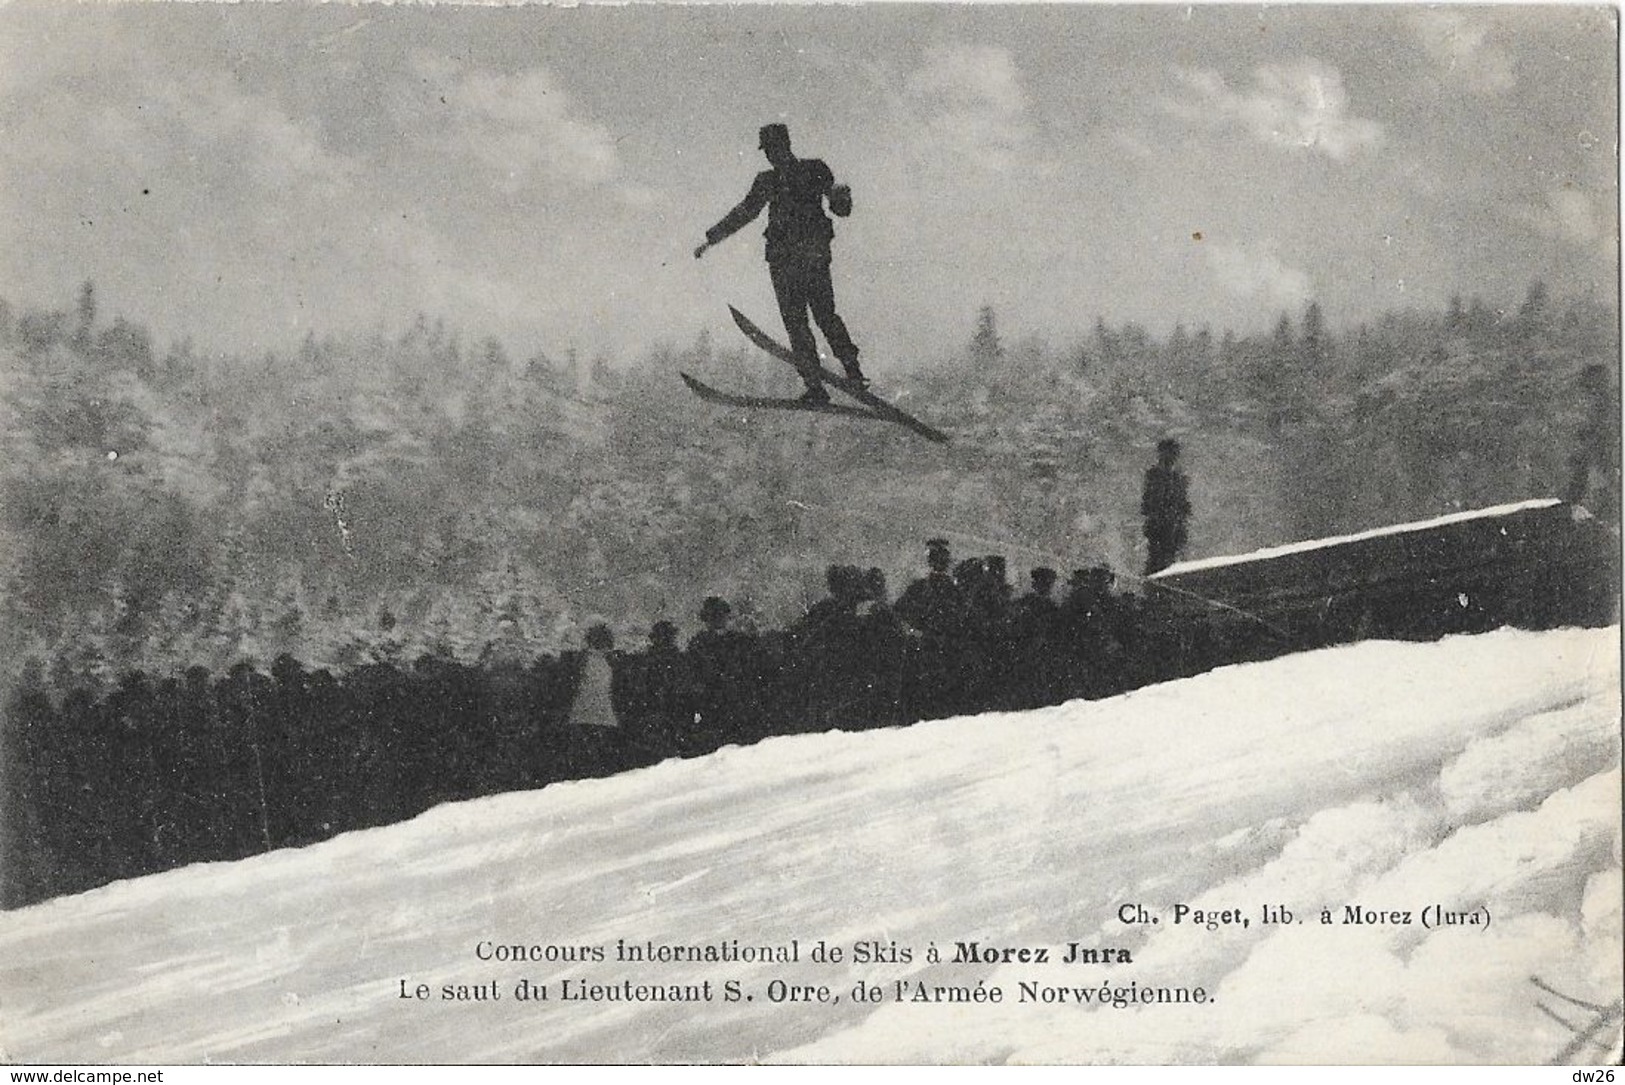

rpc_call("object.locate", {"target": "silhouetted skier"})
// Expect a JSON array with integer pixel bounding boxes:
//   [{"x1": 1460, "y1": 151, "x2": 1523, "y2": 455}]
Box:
[
  {"x1": 695, "y1": 123, "x2": 865, "y2": 402},
  {"x1": 1141, "y1": 438, "x2": 1191, "y2": 575}
]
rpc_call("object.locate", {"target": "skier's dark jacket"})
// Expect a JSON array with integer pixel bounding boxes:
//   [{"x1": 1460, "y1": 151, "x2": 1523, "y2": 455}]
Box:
[{"x1": 704, "y1": 159, "x2": 851, "y2": 262}]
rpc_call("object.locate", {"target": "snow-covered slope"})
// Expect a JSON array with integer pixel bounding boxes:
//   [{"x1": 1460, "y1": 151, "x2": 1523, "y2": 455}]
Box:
[{"x1": 1, "y1": 627, "x2": 1619, "y2": 1065}]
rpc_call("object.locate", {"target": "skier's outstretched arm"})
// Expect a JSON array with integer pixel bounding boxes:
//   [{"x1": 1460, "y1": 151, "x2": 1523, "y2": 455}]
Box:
[{"x1": 695, "y1": 172, "x2": 772, "y2": 259}]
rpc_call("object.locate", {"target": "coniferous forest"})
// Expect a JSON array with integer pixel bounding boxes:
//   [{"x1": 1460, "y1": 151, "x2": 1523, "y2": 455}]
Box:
[{"x1": 1, "y1": 282, "x2": 1617, "y2": 907}]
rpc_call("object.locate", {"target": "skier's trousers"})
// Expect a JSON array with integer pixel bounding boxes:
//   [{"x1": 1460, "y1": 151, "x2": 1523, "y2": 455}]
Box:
[{"x1": 768, "y1": 246, "x2": 860, "y2": 385}]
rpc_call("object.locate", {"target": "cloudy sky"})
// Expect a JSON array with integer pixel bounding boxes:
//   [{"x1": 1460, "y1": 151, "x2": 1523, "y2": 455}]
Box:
[{"x1": 0, "y1": 4, "x2": 1616, "y2": 369}]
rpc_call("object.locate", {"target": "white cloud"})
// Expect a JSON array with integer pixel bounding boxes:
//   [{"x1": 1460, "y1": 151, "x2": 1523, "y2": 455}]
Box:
[
  {"x1": 1545, "y1": 189, "x2": 1602, "y2": 246},
  {"x1": 1168, "y1": 60, "x2": 1384, "y2": 161},
  {"x1": 1509, "y1": 188, "x2": 1617, "y2": 258},
  {"x1": 409, "y1": 54, "x2": 621, "y2": 193},
  {"x1": 904, "y1": 43, "x2": 1036, "y2": 172},
  {"x1": 1203, "y1": 241, "x2": 1313, "y2": 310},
  {"x1": 85, "y1": 69, "x2": 355, "y2": 198},
  {"x1": 1409, "y1": 11, "x2": 1517, "y2": 95},
  {"x1": 1104, "y1": 127, "x2": 1158, "y2": 163}
]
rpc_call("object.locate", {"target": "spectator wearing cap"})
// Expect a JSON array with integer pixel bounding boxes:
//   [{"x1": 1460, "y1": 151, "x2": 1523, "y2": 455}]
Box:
[
  {"x1": 895, "y1": 538, "x2": 964, "y2": 640},
  {"x1": 855, "y1": 567, "x2": 907, "y2": 727},
  {"x1": 1061, "y1": 566, "x2": 1127, "y2": 699},
  {"x1": 1005, "y1": 566, "x2": 1063, "y2": 706},
  {"x1": 686, "y1": 596, "x2": 763, "y2": 751},
  {"x1": 894, "y1": 538, "x2": 972, "y2": 719},
  {"x1": 625, "y1": 620, "x2": 692, "y2": 755}
]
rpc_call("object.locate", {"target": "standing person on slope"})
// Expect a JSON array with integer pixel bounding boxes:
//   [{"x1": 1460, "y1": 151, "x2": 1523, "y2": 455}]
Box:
[
  {"x1": 694, "y1": 123, "x2": 867, "y2": 402},
  {"x1": 1141, "y1": 438, "x2": 1192, "y2": 576}
]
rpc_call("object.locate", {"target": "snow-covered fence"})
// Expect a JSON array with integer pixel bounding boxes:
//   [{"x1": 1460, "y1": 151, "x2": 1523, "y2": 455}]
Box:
[{"x1": 1148, "y1": 499, "x2": 1616, "y2": 659}]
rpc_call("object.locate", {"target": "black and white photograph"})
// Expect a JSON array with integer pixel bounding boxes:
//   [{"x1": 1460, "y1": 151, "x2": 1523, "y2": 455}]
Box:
[{"x1": 0, "y1": 1, "x2": 1619, "y2": 1067}]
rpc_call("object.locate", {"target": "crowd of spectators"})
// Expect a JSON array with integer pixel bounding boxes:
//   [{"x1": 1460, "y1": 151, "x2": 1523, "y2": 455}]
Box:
[
  {"x1": 4, "y1": 538, "x2": 1200, "y2": 908},
  {"x1": 12, "y1": 506, "x2": 1605, "y2": 910}
]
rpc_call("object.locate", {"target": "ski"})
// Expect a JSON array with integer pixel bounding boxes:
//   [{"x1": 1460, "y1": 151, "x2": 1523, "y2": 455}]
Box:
[
  {"x1": 727, "y1": 306, "x2": 950, "y2": 444},
  {"x1": 680, "y1": 372, "x2": 894, "y2": 423}
]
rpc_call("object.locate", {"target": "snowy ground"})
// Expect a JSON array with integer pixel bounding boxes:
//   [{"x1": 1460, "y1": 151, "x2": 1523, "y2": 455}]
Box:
[{"x1": 1, "y1": 627, "x2": 1619, "y2": 1065}]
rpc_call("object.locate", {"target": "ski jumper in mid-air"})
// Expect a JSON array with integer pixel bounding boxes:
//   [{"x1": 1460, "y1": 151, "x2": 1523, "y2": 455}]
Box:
[{"x1": 694, "y1": 123, "x2": 867, "y2": 402}]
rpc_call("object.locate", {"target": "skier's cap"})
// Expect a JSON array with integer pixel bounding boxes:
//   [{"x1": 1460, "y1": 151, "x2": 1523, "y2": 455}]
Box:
[
  {"x1": 700, "y1": 595, "x2": 732, "y2": 620},
  {"x1": 759, "y1": 123, "x2": 791, "y2": 149},
  {"x1": 925, "y1": 537, "x2": 950, "y2": 551},
  {"x1": 1157, "y1": 437, "x2": 1181, "y2": 456}
]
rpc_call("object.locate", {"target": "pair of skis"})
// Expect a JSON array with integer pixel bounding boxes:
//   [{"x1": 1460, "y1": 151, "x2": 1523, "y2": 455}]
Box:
[{"x1": 682, "y1": 307, "x2": 949, "y2": 445}]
